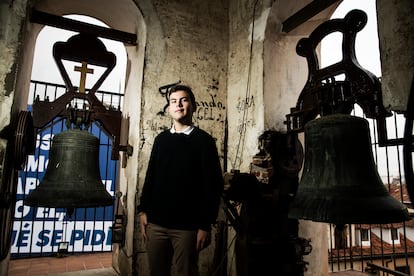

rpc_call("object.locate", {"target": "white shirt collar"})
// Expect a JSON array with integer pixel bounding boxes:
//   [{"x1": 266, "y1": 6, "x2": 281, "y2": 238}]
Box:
[{"x1": 170, "y1": 125, "x2": 194, "y2": 135}]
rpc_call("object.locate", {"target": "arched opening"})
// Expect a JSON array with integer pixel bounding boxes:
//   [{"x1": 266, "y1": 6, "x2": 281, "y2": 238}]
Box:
[
  {"x1": 9, "y1": 1, "x2": 147, "y2": 274},
  {"x1": 30, "y1": 15, "x2": 127, "y2": 100},
  {"x1": 12, "y1": 14, "x2": 128, "y2": 258}
]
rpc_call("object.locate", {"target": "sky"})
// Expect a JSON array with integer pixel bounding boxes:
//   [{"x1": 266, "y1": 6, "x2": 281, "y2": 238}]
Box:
[
  {"x1": 321, "y1": 0, "x2": 381, "y2": 76},
  {"x1": 321, "y1": 0, "x2": 405, "y2": 180}
]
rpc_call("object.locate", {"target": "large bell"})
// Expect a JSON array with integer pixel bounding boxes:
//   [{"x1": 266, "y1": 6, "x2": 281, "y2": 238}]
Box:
[
  {"x1": 25, "y1": 129, "x2": 113, "y2": 208},
  {"x1": 288, "y1": 114, "x2": 410, "y2": 224}
]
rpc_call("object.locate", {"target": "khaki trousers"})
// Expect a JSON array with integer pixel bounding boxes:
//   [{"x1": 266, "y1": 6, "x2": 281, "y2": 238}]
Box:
[{"x1": 146, "y1": 223, "x2": 199, "y2": 276}]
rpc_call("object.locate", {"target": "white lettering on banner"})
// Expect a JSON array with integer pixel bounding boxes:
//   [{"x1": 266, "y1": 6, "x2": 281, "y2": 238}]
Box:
[
  {"x1": 14, "y1": 200, "x2": 31, "y2": 218},
  {"x1": 11, "y1": 221, "x2": 113, "y2": 253},
  {"x1": 35, "y1": 207, "x2": 66, "y2": 220},
  {"x1": 13, "y1": 201, "x2": 65, "y2": 221},
  {"x1": 103, "y1": 180, "x2": 114, "y2": 196},
  {"x1": 12, "y1": 118, "x2": 117, "y2": 257},
  {"x1": 11, "y1": 221, "x2": 32, "y2": 253},
  {"x1": 24, "y1": 155, "x2": 48, "y2": 173},
  {"x1": 35, "y1": 133, "x2": 54, "y2": 150},
  {"x1": 17, "y1": 177, "x2": 39, "y2": 195}
]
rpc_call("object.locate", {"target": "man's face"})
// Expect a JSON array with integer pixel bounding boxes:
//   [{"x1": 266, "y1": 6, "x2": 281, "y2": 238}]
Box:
[{"x1": 168, "y1": 90, "x2": 194, "y2": 123}]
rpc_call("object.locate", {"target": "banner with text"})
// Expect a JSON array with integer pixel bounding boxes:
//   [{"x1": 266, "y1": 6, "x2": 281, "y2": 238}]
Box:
[{"x1": 12, "y1": 121, "x2": 117, "y2": 257}]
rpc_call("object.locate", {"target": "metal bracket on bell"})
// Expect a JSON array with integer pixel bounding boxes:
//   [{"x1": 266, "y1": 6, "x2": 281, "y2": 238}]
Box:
[
  {"x1": 284, "y1": 9, "x2": 391, "y2": 133},
  {"x1": 66, "y1": 106, "x2": 93, "y2": 130},
  {"x1": 119, "y1": 116, "x2": 133, "y2": 168},
  {"x1": 111, "y1": 191, "x2": 126, "y2": 245}
]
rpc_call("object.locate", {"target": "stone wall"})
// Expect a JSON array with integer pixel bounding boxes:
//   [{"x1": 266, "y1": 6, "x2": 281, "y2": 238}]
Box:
[
  {"x1": 134, "y1": 0, "x2": 229, "y2": 274},
  {"x1": 377, "y1": 0, "x2": 414, "y2": 111}
]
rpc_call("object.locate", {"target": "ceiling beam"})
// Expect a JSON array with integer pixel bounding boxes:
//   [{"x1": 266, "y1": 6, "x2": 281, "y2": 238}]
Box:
[
  {"x1": 30, "y1": 9, "x2": 137, "y2": 46},
  {"x1": 282, "y1": 0, "x2": 340, "y2": 33}
]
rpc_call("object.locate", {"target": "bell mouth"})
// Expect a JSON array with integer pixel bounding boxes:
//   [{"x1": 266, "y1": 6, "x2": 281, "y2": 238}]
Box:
[{"x1": 24, "y1": 129, "x2": 113, "y2": 209}]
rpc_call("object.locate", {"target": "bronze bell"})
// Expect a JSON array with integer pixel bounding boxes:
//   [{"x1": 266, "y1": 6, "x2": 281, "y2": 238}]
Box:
[
  {"x1": 288, "y1": 114, "x2": 410, "y2": 224},
  {"x1": 24, "y1": 129, "x2": 113, "y2": 208}
]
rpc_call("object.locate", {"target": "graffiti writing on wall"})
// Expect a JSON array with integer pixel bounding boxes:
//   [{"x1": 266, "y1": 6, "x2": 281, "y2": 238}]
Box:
[
  {"x1": 232, "y1": 94, "x2": 256, "y2": 168},
  {"x1": 235, "y1": 95, "x2": 256, "y2": 135},
  {"x1": 236, "y1": 95, "x2": 255, "y2": 114},
  {"x1": 195, "y1": 93, "x2": 226, "y2": 123},
  {"x1": 146, "y1": 82, "x2": 227, "y2": 131},
  {"x1": 144, "y1": 119, "x2": 169, "y2": 133}
]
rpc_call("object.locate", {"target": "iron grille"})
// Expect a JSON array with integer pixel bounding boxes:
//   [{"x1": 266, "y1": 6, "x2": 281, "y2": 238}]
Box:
[
  {"x1": 328, "y1": 106, "x2": 414, "y2": 275},
  {"x1": 10, "y1": 80, "x2": 123, "y2": 258}
]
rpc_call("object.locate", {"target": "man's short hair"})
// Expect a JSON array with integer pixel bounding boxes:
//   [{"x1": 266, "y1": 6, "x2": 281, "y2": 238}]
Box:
[{"x1": 168, "y1": 84, "x2": 196, "y2": 110}]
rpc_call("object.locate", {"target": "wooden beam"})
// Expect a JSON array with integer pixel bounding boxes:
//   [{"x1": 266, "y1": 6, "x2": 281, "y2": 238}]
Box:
[
  {"x1": 282, "y1": 0, "x2": 340, "y2": 33},
  {"x1": 30, "y1": 9, "x2": 137, "y2": 45}
]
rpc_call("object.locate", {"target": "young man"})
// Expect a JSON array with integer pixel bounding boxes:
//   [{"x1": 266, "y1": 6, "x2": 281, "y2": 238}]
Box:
[{"x1": 137, "y1": 84, "x2": 224, "y2": 276}]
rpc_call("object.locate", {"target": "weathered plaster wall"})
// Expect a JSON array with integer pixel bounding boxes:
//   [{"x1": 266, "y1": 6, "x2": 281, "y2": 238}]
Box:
[
  {"x1": 135, "y1": 0, "x2": 228, "y2": 274},
  {"x1": 0, "y1": 2, "x2": 31, "y2": 274},
  {"x1": 136, "y1": 0, "x2": 228, "y2": 153},
  {"x1": 0, "y1": 0, "x2": 29, "y2": 131},
  {"x1": 225, "y1": 1, "x2": 270, "y2": 275},
  {"x1": 226, "y1": 0, "x2": 269, "y2": 173},
  {"x1": 377, "y1": 0, "x2": 414, "y2": 112}
]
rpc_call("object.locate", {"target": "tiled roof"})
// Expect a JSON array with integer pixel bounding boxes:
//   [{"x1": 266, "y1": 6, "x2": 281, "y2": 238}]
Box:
[
  {"x1": 330, "y1": 230, "x2": 414, "y2": 257},
  {"x1": 330, "y1": 183, "x2": 414, "y2": 257},
  {"x1": 387, "y1": 181, "x2": 411, "y2": 206}
]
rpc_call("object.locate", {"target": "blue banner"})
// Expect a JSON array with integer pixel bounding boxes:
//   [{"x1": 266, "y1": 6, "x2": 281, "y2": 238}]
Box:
[{"x1": 12, "y1": 117, "x2": 117, "y2": 256}]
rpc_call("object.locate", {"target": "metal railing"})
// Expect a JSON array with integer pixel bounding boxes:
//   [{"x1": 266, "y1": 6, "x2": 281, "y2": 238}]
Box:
[
  {"x1": 11, "y1": 80, "x2": 124, "y2": 258},
  {"x1": 328, "y1": 107, "x2": 414, "y2": 275}
]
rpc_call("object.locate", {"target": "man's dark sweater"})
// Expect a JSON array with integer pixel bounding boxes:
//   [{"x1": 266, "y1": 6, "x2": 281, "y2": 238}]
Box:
[{"x1": 137, "y1": 127, "x2": 224, "y2": 231}]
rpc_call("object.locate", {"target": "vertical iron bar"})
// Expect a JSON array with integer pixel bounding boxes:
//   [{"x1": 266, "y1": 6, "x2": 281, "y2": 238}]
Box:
[
  {"x1": 329, "y1": 224, "x2": 334, "y2": 271},
  {"x1": 358, "y1": 225, "x2": 363, "y2": 272},
  {"x1": 394, "y1": 114, "x2": 410, "y2": 270},
  {"x1": 348, "y1": 225, "x2": 353, "y2": 270},
  {"x1": 343, "y1": 230, "x2": 347, "y2": 271}
]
